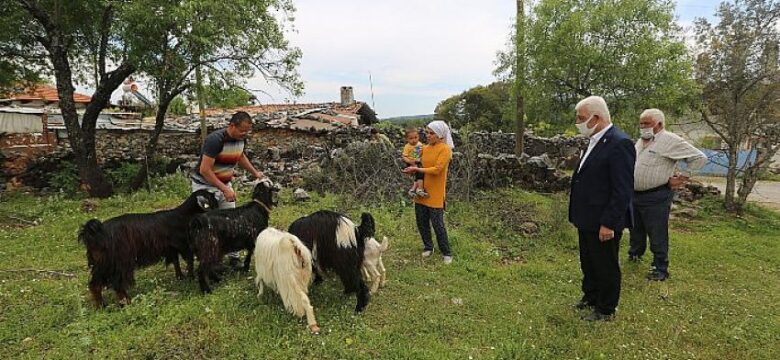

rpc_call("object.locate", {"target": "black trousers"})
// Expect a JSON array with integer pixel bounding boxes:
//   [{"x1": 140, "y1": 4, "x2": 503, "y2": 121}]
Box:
[
  {"x1": 629, "y1": 188, "x2": 674, "y2": 274},
  {"x1": 415, "y1": 203, "x2": 451, "y2": 256},
  {"x1": 578, "y1": 228, "x2": 622, "y2": 315}
]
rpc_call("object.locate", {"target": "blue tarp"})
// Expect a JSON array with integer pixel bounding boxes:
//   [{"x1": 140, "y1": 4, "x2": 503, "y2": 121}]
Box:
[{"x1": 679, "y1": 149, "x2": 757, "y2": 176}]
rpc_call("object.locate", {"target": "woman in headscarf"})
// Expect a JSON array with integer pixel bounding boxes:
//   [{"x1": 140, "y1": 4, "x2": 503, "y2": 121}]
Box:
[{"x1": 403, "y1": 120, "x2": 455, "y2": 264}]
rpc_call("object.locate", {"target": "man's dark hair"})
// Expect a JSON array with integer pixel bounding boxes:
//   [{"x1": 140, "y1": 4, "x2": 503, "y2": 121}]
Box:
[{"x1": 229, "y1": 111, "x2": 252, "y2": 126}]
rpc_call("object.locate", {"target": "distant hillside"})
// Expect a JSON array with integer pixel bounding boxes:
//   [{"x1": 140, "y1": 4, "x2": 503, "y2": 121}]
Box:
[{"x1": 382, "y1": 114, "x2": 434, "y2": 124}]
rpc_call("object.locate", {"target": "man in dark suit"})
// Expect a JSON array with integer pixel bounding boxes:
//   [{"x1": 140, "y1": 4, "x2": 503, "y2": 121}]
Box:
[{"x1": 569, "y1": 96, "x2": 636, "y2": 321}]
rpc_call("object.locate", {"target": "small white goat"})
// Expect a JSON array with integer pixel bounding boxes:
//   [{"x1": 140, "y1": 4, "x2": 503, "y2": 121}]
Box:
[
  {"x1": 361, "y1": 236, "x2": 389, "y2": 294},
  {"x1": 253, "y1": 227, "x2": 319, "y2": 334}
]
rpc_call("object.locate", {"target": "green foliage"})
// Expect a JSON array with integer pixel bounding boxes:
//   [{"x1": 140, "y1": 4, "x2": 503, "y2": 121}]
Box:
[
  {"x1": 495, "y1": 0, "x2": 698, "y2": 134},
  {"x1": 0, "y1": 175, "x2": 779, "y2": 358},
  {"x1": 106, "y1": 162, "x2": 142, "y2": 193},
  {"x1": 201, "y1": 81, "x2": 254, "y2": 109},
  {"x1": 382, "y1": 114, "x2": 434, "y2": 128},
  {"x1": 48, "y1": 162, "x2": 81, "y2": 195},
  {"x1": 695, "y1": 135, "x2": 722, "y2": 150},
  {"x1": 435, "y1": 82, "x2": 514, "y2": 132},
  {"x1": 168, "y1": 96, "x2": 188, "y2": 116}
]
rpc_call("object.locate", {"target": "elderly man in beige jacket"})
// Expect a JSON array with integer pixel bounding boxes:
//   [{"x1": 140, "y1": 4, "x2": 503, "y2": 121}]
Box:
[{"x1": 629, "y1": 109, "x2": 707, "y2": 281}]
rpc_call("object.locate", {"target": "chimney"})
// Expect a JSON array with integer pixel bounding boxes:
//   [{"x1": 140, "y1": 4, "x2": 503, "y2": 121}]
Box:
[{"x1": 340, "y1": 86, "x2": 355, "y2": 106}]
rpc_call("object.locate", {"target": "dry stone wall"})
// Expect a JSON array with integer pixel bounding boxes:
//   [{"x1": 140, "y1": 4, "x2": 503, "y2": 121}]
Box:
[{"x1": 9, "y1": 123, "x2": 587, "y2": 194}]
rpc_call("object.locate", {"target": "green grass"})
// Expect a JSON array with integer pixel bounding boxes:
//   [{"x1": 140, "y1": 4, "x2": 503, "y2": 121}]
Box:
[{"x1": 1, "y1": 174, "x2": 779, "y2": 359}]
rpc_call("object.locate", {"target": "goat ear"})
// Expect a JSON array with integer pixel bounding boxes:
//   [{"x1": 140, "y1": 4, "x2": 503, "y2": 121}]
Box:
[{"x1": 196, "y1": 195, "x2": 211, "y2": 210}]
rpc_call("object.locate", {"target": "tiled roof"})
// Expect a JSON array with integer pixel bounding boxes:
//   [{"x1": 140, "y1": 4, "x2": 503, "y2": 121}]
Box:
[{"x1": 4, "y1": 85, "x2": 92, "y2": 104}]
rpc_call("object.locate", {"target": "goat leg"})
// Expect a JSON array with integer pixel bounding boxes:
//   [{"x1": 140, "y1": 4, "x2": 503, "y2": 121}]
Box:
[
  {"x1": 171, "y1": 255, "x2": 184, "y2": 280},
  {"x1": 355, "y1": 279, "x2": 369, "y2": 313},
  {"x1": 198, "y1": 266, "x2": 212, "y2": 294},
  {"x1": 89, "y1": 282, "x2": 105, "y2": 309},
  {"x1": 116, "y1": 289, "x2": 131, "y2": 307},
  {"x1": 366, "y1": 264, "x2": 381, "y2": 294},
  {"x1": 378, "y1": 258, "x2": 387, "y2": 288},
  {"x1": 184, "y1": 254, "x2": 195, "y2": 280},
  {"x1": 241, "y1": 250, "x2": 253, "y2": 273}
]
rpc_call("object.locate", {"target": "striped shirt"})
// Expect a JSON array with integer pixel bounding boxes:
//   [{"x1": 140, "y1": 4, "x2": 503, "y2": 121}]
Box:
[
  {"x1": 191, "y1": 128, "x2": 246, "y2": 185},
  {"x1": 634, "y1": 130, "x2": 707, "y2": 191}
]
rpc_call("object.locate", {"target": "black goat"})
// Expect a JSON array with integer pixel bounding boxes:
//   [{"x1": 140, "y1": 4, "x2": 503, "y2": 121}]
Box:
[
  {"x1": 78, "y1": 189, "x2": 218, "y2": 308},
  {"x1": 288, "y1": 211, "x2": 375, "y2": 312},
  {"x1": 189, "y1": 180, "x2": 279, "y2": 293}
]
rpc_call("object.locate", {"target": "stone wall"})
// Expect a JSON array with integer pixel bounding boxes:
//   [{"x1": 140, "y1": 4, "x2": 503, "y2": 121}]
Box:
[{"x1": 8, "y1": 124, "x2": 586, "y2": 193}]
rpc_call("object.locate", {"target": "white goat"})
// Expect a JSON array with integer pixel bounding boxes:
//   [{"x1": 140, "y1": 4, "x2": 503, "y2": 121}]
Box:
[
  {"x1": 361, "y1": 236, "x2": 389, "y2": 294},
  {"x1": 253, "y1": 227, "x2": 319, "y2": 334}
]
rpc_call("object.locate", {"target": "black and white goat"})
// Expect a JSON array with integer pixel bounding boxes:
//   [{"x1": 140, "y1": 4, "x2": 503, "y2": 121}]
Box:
[
  {"x1": 288, "y1": 211, "x2": 375, "y2": 312},
  {"x1": 253, "y1": 227, "x2": 319, "y2": 334},
  {"x1": 189, "y1": 180, "x2": 279, "y2": 293},
  {"x1": 79, "y1": 190, "x2": 218, "y2": 308},
  {"x1": 362, "y1": 236, "x2": 389, "y2": 295}
]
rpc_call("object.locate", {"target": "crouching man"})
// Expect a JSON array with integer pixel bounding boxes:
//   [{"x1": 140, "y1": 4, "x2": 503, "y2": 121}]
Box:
[{"x1": 191, "y1": 111, "x2": 265, "y2": 269}]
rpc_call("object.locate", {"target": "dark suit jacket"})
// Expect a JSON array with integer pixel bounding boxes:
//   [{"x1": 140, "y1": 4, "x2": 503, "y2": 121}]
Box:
[{"x1": 569, "y1": 125, "x2": 636, "y2": 232}]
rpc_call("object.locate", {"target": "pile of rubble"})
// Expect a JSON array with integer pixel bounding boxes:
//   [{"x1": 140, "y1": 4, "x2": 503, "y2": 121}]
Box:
[{"x1": 676, "y1": 180, "x2": 722, "y2": 203}]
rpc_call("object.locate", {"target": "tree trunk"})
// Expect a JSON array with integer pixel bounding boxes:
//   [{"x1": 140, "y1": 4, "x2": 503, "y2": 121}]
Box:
[
  {"x1": 736, "y1": 146, "x2": 776, "y2": 212},
  {"x1": 128, "y1": 94, "x2": 177, "y2": 191},
  {"x1": 46, "y1": 40, "x2": 113, "y2": 197},
  {"x1": 32, "y1": 3, "x2": 133, "y2": 198},
  {"x1": 723, "y1": 146, "x2": 739, "y2": 212},
  {"x1": 514, "y1": 0, "x2": 525, "y2": 156}
]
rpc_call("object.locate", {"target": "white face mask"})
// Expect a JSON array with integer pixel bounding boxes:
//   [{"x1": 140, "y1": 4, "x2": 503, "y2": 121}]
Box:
[
  {"x1": 639, "y1": 127, "x2": 655, "y2": 140},
  {"x1": 575, "y1": 115, "x2": 596, "y2": 137}
]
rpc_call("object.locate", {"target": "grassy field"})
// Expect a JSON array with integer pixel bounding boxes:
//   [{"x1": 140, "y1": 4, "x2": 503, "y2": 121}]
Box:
[{"x1": 1, "y1": 174, "x2": 778, "y2": 359}]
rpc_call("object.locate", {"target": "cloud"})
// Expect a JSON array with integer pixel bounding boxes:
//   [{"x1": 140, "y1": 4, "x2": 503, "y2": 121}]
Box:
[{"x1": 248, "y1": 0, "x2": 515, "y2": 117}]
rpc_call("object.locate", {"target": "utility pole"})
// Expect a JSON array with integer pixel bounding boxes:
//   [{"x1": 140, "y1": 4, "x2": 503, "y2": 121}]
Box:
[
  {"x1": 195, "y1": 59, "x2": 207, "y2": 143},
  {"x1": 515, "y1": 0, "x2": 526, "y2": 156}
]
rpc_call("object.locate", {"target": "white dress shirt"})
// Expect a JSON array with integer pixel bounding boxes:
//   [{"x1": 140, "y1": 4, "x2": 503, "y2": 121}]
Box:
[{"x1": 578, "y1": 123, "x2": 613, "y2": 172}]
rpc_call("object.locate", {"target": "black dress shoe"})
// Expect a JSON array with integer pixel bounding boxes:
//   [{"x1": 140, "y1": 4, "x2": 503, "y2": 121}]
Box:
[
  {"x1": 573, "y1": 300, "x2": 594, "y2": 310},
  {"x1": 647, "y1": 270, "x2": 670, "y2": 281},
  {"x1": 582, "y1": 310, "x2": 614, "y2": 322}
]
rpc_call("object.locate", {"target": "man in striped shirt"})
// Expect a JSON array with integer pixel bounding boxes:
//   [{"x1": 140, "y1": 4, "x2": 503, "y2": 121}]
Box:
[
  {"x1": 630, "y1": 109, "x2": 707, "y2": 281},
  {"x1": 192, "y1": 111, "x2": 265, "y2": 268}
]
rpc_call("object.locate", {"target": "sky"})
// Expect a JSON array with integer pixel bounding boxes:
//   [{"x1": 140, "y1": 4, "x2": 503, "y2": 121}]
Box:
[
  {"x1": 86, "y1": 1, "x2": 723, "y2": 118},
  {"x1": 244, "y1": 0, "x2": 723, "y2": 118}
]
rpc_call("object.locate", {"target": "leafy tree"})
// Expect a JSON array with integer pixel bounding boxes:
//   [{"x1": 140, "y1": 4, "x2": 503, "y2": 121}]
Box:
[
  {"x1": 202, "y1": 78, "x2": 255, "y2": 109},
  {"x1": 434, "y1": 82, "x2": 513, "y2": 133},
  {"x1": 2, "y1": 1, "x2": 140, "y2": 197},
  {"x1": 695, "y1": 0, "x2": 780, "y2": 213},
  {"x1": 496, "y1": 0, "x2": 697, "y2": 134},
  {"x1": 124, "y1": 0, "x2": 302, "y2": 190},
  {"x1": 1, "y1": 1, "x2": 300, "y2": 196},
  {"x1": 168, "y1": 96, "x2": 188, "y2": 116}
]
